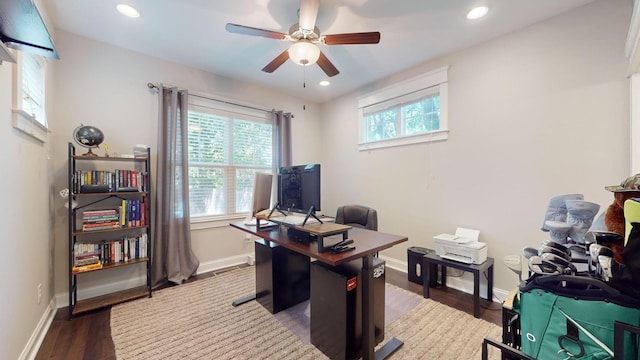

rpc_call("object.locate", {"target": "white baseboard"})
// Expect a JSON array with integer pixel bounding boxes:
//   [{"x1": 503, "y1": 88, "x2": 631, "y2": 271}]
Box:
[
  {"x1": 195, "y1": 253, "x2": 253, "y2": 274},
  {"x1": 19, "y1": 298, "x2": 56, "y2": 360},
  {"x1": 378, "y1": 254, "x2": 511, "y2": 303}
]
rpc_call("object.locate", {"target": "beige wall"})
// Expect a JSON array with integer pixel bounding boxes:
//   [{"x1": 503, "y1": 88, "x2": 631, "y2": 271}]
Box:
[
  {"x1": 49, "y1": 31, "x2": 322, "y2": 303},
  {"x1": 320, "y1": 0, "x2": 631, "y2": 293},
  {"x1": 0, "y1": 38, "x2": 55, "y2": 360},
  {"x1": 2, "y1": 0, "x2": 634, "y2": 358}
]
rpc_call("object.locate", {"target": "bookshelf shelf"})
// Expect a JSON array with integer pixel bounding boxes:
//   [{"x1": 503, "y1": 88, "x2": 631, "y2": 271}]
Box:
[
  {"x1": 72, "y1": 225, "x2": 149, "y2": 236},
  {"x1": 72, "y1": 258, "x2": 149, "y2": 274},
  {"x1": 67, "y1": 142, "x2": 153, "y2": 319},
  {"x1": 71, "y1": 286, "x2": 150, "y2": 316},
  {"x1": 73, "y1": 191, "x2": 148, "y2": 197}
]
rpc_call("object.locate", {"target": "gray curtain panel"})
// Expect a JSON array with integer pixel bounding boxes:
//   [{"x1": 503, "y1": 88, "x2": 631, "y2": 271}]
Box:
[
  {"x1": 153, "y1": 85, "x2": 200, "y2": 287},
  {"x1": 273, "y1": 110, "x2": 292, "y2": 168}
]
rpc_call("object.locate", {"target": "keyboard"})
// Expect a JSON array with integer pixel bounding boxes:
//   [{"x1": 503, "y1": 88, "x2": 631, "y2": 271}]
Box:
[{"x1": 274, "y1": 215, "x2": 320, "y2": 226}]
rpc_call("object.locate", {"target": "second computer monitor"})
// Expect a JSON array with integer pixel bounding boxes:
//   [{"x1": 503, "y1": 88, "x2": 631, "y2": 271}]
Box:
[{"x1": 251, "y1": 172, "x2": 273, "y2": 217}]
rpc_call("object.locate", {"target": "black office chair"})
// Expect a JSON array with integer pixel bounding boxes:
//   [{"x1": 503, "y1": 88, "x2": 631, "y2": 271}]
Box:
[{"x1": 335, "y1": 204, "x2": 378, "y2": 231}]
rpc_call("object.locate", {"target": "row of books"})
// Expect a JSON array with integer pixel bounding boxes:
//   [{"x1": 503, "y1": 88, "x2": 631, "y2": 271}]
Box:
[
  {"x1": 80, "y1": 200, "x2": 147, "y2": 232},
  {"x1": 72, "y1": 261, "x2": 103, "y2": 274},
  {"x1": 73, "y1": 234, "x2": 148, "y2": 270},
  {"x1": 82, "y1": 209, "x2": 119, "y2": 231},
  {"x1": 71, "y1": 169, "x2": 148, "y2": 193},
  {"x1": 121, "y1": 199, "x2": 147, "y2": 228}
]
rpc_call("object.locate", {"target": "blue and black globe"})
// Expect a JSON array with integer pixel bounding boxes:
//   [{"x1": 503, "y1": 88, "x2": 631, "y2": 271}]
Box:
[{"x1": 73, "y1": 124, "x2": 104, "y2": 156}]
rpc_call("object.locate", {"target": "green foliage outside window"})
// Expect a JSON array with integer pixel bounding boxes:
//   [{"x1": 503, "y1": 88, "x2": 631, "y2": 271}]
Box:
[{"x1": 364, "y1": 96, "x2": 440, "y2": 142}]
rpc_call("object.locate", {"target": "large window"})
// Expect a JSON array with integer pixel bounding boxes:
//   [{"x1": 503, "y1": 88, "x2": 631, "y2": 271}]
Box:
[
  {"x1": 187, "y1": 99, "x2": 273, "y2": 220},
  {"x1": 358, "y1": 66, "x2": 448, "y2": 150}
]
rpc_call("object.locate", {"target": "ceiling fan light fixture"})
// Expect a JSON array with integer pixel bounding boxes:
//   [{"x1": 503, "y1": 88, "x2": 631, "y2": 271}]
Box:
[
  {"x1": 288, "y1": 40, "x2": 320, "y2": 66},
  {"x1": 467, "y1": 6, "x2": 489, "y2": 20},
  {"x1": 116, "y1": 4, "x2": 141, "y2": 18}
]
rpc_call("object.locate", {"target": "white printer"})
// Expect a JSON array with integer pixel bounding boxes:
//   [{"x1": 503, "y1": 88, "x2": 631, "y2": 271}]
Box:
[{"x1": 433, "y1": 227, "x2": 487, "y2": 264}]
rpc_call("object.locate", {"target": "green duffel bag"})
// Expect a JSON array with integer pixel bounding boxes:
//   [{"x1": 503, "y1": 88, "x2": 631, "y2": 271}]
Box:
[{"x1": 515, "y1": 274, "x2": 640, "y2": 359}]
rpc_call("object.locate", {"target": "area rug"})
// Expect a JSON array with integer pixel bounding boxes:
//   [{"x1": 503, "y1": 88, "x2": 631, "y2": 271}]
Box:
[
  {"x1": 272, "y1": 275, "x2": 423, "y2": 344},
  {"x1": 111, "y1": 266, "x2": 502, "y2": 359}
]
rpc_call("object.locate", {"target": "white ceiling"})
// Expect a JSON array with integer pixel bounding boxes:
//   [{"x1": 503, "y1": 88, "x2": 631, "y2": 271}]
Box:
[{"x1": 45, "y1": 0, "x2": 597, "y2": 103}]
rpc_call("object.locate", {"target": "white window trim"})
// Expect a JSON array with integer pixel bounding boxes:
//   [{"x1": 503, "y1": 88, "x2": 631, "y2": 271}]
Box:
[
  {"x1": 357, "y1": 66, "x2": 449, "y2": 151},
  {"x1": 186, "y1": 91, "x2": 274, "y2": 224},
  {"x1": 12, "y1": 51, "x2": 49, "y2": 143}
]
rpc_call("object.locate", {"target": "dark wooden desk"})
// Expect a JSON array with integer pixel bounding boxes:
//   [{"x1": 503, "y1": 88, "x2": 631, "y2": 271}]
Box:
[
  {"x1": 230, "y1": 222, "x2": 408, "y2": 360},
  {"x1": 422, "y1": 252, "x2": 494, "y2": 318}
]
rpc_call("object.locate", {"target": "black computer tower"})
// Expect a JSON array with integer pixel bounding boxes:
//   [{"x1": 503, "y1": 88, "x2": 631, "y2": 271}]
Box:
[
  {"x1": 254, "y1": 239, "x2": 310, "y2": 314},
  {"x1": 310, "y1": 258, "x2": 385, "y2": 360}
]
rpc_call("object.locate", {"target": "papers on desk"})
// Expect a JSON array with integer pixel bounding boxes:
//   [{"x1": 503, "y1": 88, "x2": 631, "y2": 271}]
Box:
[{"x1": 243, "y1": 216, "x2": 277, "y2": 227}]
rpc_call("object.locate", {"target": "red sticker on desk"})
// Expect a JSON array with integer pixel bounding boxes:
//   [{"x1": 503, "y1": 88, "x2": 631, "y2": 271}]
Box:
[{"x1": 347, "y1": 277, "x2": 357, "y2": 291}]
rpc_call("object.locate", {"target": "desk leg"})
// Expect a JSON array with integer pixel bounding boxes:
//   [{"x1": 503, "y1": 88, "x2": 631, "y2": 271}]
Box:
[
  {"x1": 232, "y1": 294, "x2": 256, "y2": 307},
  {"x1": 473, "y1": 269, "x2": 480, "y2": 318},
  {"x1": 362, "y1": 254, "x2": 403, "y2": 360},
  {"x1": 362, "y1": 255, "x2": 374, "y2": 360},
  {"x1": 232, "y1": 242, "x2": 260, "y2": 307}
]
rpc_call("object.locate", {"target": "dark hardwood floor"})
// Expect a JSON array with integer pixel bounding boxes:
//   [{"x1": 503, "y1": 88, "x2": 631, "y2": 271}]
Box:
[{"x1": 35, "y1": 267, "x2": 503, "y2": 360}]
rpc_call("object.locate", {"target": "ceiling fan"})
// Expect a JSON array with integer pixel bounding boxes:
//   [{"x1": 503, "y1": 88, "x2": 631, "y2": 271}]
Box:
[{"x1": 225, "y1": 0, "x2": 380, "y2": 77}]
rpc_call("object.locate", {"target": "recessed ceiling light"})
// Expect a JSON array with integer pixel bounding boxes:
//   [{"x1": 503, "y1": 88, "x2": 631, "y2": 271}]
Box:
[
  {"x1": 116, "y1": 4, "x2": 140, "y2": 18},
  {"x1": 319, "y1": 80, "x2": 330, "y2": 86},
  {"x1": 467, "y1": 6, "x2": 489, "y2": 20}
]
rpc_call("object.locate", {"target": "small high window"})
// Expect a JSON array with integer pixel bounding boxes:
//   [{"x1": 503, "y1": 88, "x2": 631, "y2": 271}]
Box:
[{"x1": 358, "y1": 66, "x2": 448, "y2": 150}]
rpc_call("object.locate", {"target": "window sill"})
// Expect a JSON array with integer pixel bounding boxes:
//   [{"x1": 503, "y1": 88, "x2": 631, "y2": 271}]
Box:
[
  {"x1": 190, "y1": 215, "x2": 246, "y2": 230},
  {"x1": 12, "y1": 109, "x2": 49, "y2": 143},
  {"x1": 358, "y1": 129, "x2": 449, "y2": 151}
]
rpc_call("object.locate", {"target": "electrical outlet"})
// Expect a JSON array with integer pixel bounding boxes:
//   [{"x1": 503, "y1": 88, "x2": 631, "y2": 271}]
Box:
[
  {"x1": 37, "y1": 283, "x2": 42, "y2": 305},
  {"x1": 245, "y1": 234, "x2": 252, "y2": 241}
]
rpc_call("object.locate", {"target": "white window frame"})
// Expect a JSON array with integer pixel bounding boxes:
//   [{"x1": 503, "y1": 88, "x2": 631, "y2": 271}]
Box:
[
  {"x1": 12, "y1": 50, "x2": 49, "y2": 143},
  {"x1": 357, "y1": 66, "x2": 449, "y2": 151},
  {"x1": 187, "y1": 93, "x2": 274, "y2": 228}
]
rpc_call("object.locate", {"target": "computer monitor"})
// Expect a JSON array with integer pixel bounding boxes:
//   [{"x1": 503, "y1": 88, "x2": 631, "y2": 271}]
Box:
[
  {"x1": 243, "y1": 172, "x2": 273, "y2": 226},
  {"x1": 278, "y1": 164, "x2": 321, "y2": 215}
]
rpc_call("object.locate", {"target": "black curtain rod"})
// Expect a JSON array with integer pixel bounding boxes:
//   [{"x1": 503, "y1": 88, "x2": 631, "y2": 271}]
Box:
[{"x1": 146, "y1": 82, "x2": 273, "y2": 114}]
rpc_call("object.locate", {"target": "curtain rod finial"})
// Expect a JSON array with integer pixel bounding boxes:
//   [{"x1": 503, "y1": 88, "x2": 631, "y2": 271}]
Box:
[{"x1": 147, "y1": 82, "x2": 158, "y2": 90}]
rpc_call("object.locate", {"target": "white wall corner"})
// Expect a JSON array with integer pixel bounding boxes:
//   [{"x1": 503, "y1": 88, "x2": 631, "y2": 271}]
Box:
[{"x1": 625, "y1": 0, "x2": 640, "y2": 74}]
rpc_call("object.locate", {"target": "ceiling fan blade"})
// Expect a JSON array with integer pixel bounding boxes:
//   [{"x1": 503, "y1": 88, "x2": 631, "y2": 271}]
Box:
[
  {"x1": 323, "y1": 32, "x2": 381, "y2": 45},
  {"x1": 317, "y1": 51, "x2": 339, "y2": 77},
  {"x1": 262, "y1": 50, "x2": 290, "y2": 73},
  {"x1": 298, "y1": 0, "x2": 320, "y2": 31},
  {"x1": 225, "y1": 23, "x2": 287, "y2": 40}
]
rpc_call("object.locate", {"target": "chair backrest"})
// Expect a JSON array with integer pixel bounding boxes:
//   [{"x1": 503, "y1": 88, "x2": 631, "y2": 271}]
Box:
[{"x1": 335, "y1": 204, "x2": 378, "y2": 231}]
